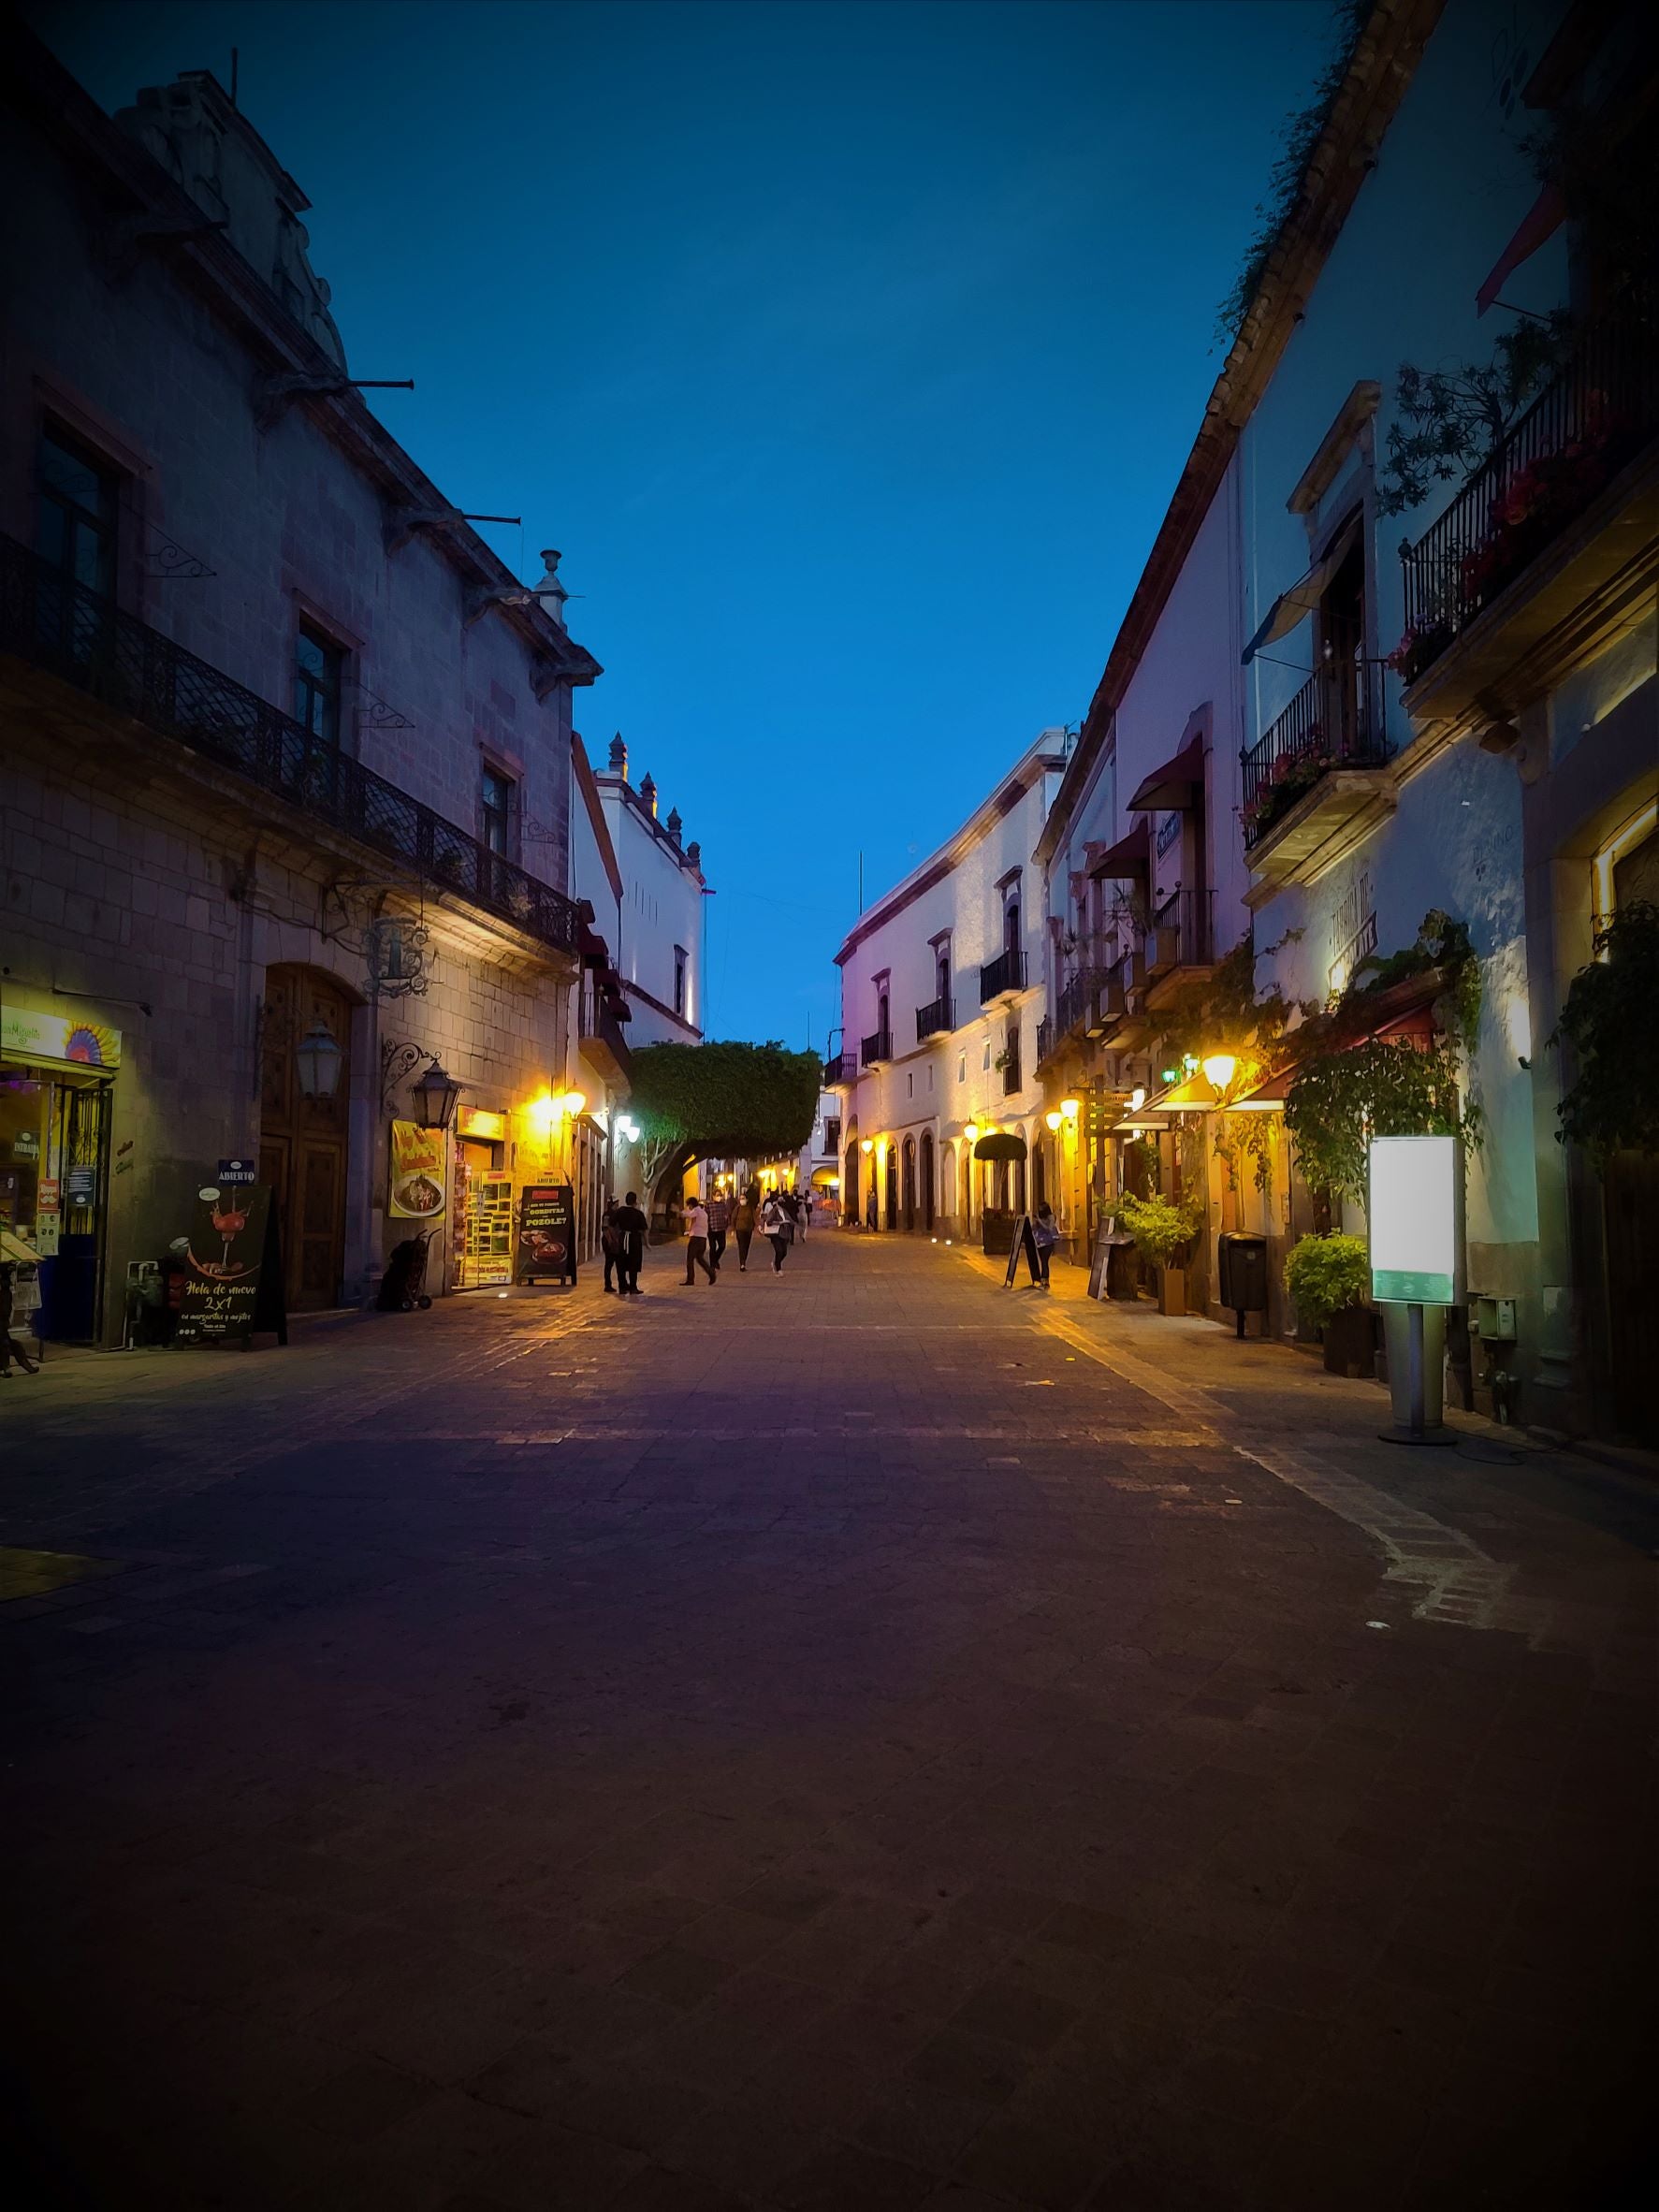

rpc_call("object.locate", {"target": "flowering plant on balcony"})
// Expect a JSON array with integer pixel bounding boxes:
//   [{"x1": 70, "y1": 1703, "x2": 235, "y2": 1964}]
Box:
[
  {"x1": 1384, "y1": 621, "x2": 1455, "y2": 684},
  {"x1": 1241, "y1": 730, "x2": 1337, "y2": 840}
]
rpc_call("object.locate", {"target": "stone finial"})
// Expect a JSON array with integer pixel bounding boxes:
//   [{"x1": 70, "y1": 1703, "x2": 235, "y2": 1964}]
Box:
[
  {"x1": 666, "y1": 808, "x2": 683, "y2": 844},
  {"x1": 639, "y1": 774, "x2": 657, "y2": 817},
  {"x1": 535, "y1": 548, "x2": 568, "y2": 630},
  {"x1": 686, "y1": 841, "x2": 701, "y2": 867},
  {"x1": 607, "y1": 732, "x2": 628, "y2": 777}
]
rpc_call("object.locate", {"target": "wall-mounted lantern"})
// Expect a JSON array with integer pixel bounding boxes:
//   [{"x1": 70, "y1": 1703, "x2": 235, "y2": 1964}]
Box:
[
  {"x1": 411, "y1": 1058, "x2": 462, "y2": 1131},
  {"x1": 296, "y1": 1023, "x2": 343, "y2": 1100}
]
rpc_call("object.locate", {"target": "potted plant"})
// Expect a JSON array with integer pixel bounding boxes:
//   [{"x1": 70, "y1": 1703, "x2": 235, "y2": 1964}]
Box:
[
  {"x1": 1118, "y1": 1193, "x2": 1203, "y2": 1316},
  {"x1": 1284, "y1": 1232, "x2": 1374, "y2": 1375}
]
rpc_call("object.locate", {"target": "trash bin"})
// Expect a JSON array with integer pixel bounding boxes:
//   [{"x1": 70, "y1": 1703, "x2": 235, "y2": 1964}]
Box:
[
  {"x1": 982, "y1": 1209, "x2": 1016, "y2": 1258},
  {"x1": 1216, "y1": 1230, "x2": 1268, "y2": 1336},
  {"x1": 1104, "y1": 1232, "x2": 1140, "y2": 1302}
]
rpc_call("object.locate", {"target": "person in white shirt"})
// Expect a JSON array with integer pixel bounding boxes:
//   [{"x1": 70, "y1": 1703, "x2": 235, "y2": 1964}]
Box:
[
  {"x1": 760, "y1": 1193, "x2": 793, "y2": 1273},
  {"x1": 682, "y1": 1197, "x2": 716, "y2": 1285}
]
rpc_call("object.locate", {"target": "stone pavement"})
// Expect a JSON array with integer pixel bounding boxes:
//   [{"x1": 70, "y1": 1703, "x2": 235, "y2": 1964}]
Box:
[{"x1": 1, "y1": 1230, "x2": 1653, "y2": 2211}]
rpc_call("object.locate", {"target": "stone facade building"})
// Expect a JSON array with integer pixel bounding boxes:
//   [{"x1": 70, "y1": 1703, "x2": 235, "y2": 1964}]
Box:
[{"x1": 1, "y1": 37, "x2": 603, "y2": 1337}]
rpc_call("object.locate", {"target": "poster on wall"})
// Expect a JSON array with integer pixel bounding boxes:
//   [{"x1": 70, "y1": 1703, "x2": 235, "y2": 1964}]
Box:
[
  {"x1": 388, "y1": 1120, "x2": 448, "y2": 1219},
  {"x1": 176, "y1": 1181, "x2": 285, "y2": 1345},
  {"x1": 517, "y1": 1183, "x2": 575, "y2": 1283}
]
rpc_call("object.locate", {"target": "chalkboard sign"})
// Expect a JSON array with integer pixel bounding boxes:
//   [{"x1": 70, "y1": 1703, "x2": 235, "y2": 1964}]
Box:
[
  {"x1": 1086, "y1": 1226, "x2": 1113, "y2": 1301},
  {"x1": 518, "y1": 1183, "x2": 576, "y2": 1283},
  {"x1": 1003, "y1": 1215, "x2": 1038, "y2": 1288},
  {"x1": 176, "y1": 1181, "x2": 286, "y2": 1346}
]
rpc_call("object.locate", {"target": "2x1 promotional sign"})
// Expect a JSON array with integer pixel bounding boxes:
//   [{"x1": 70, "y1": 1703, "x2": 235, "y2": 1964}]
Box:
[
  {"x1": 517, "y1": 1184, "x2": 575, "y2": 1282},
  {"x1": 176, "y1": 1182, "x2": 276, "y2": 1344}
]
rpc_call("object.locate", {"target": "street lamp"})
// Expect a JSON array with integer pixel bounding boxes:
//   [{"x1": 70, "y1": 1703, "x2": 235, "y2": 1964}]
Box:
[
  {"x1": 1060, "y1": 1098, "x2": 1080, "y2": 1120},
  {"x1": 412, "y1": 1058, "x2": 462, "y2": 1131},
  {"x1": 1045, "y1": 1110, "x2": 1063, "y2": 1133},
  {"x1": 295, "y1": 1023, "x2": 342, "y2": 1100},
  {"x1": 1201, "y1": 1053, "x2": 1238, "y2": 1098},
  {"x1": 860, "y1": 1138, "x2": 873, "y2": 1155},
  {"x1": 964, "y1": 1123, "x2": 981, "y2": 1143},
  {"x1": 563, "y1": 1089, "x2": 587, "y2": 1116}
]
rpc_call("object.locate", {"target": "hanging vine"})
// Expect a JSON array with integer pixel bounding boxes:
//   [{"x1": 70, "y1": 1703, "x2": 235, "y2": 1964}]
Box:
[{"x1": 1550, "y1": 900, "x2": 1659, "y2": 1166}]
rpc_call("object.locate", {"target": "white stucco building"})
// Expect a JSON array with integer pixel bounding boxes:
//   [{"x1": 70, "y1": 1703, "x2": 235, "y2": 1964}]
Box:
[
  {"x1": 831, "y1": 734, "x2": 1068, "y2": 1240},
  {"x1": 591, "y1": 735, "x2": 707, "y2": 1048}
]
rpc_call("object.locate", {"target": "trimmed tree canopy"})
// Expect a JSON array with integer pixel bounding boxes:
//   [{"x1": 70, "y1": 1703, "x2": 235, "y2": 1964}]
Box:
[{"x1": 628, "y1": 1041, "x2": 822, "y2": 1167}]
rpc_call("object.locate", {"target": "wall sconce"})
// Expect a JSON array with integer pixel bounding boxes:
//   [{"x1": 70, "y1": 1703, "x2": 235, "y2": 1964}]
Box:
[
  {"x1": 297, "y1": 1023, "x2": 343, "y2": 1100},
  {"x1": 860, "y1": 1138, "x2": 874, "y2": 1155},
  {"x1": 964, "y1": 1123, "x2": 981, "y2": 1143},
  {"x1": 1201, "y1": 1053, "x2": 1237, "y2": 1098},
  {"x1": 1060, "y1": 1098, "x2": 1080, "y2": 1120},
  {"x1": 563, "y1": 1089, "x2": 587, "y2": 1117},
  {"x1": 411, "y1": 1058, "x2": 462, "y2": 1131},
  {"x1": 1044, "y1": 1110, "x2": 1063, "y2": 1132}
]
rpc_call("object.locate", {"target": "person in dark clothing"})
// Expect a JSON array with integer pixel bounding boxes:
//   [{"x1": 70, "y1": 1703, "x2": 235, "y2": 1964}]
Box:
[
  {"x1": 706, "y1": 1190, "x2": 730, "y2": 1273},
  {"x1": 601, "y1": 1197, "x2": 623, "y2": 1293},
  {"x1": 731, "y1": 1186, "x2": 757, "y2": 1271},
  {"x1": 613, "y1": 1192, "x2": 648, "y2": 1295},
  {"x1": 1031, "y1": 1201, "x2": 1060, "y2": 1288}
]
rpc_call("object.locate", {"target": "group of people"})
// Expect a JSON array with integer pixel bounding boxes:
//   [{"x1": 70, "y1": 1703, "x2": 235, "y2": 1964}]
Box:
[{"x1": 599, "y1": 1182, "x2": 815, "y2": 1294}]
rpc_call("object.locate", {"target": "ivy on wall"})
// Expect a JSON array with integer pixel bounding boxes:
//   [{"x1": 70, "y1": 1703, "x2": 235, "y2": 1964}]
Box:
[{"x1": 1550, "y1": 900, "x2": 1659, "y2": 1166}]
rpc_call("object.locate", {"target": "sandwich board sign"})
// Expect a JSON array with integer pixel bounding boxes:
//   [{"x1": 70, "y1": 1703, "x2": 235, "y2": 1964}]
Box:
[{"x1": 1368, "y1": 1135, "x2": 1461, "y2": 1305}]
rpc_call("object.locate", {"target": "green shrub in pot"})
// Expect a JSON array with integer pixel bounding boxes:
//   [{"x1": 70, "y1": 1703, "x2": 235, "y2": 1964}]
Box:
[
  {"x1": 1283, "y1": 1232, "x2": 1370, "y2": 1327},
  {"x1": 1117, "y1": 1194, "x2": 1203, "y2": 1268}
]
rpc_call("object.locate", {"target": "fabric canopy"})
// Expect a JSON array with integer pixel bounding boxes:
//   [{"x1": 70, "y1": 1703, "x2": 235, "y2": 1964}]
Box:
[
  {"x1": 1127, "y1": 732, "x2": 1206, "y2": 813},
  {"x1": 973, "y1": 1132, "x2": 1027, "y2": 1162},
  {"x1": 1086, "y1": 819, "x2": 1150, "y2": 880},
  {"x1": 1241, "y1": 514, "x2": 1360, "y2": 664},
  {"x1": 1477, "y1": 181, "x2": 1565, "y2": 315}
]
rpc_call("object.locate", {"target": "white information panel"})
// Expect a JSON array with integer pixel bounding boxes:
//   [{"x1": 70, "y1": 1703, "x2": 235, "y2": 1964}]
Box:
[{"x1": 1369, "y1": 1134, "x2": 1460, "y2": 1305}]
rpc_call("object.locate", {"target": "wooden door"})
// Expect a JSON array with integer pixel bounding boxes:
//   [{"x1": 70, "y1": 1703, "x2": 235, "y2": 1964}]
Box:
[{"x1": 260, "y1": 966, "x2": 353, "y2": 1311}]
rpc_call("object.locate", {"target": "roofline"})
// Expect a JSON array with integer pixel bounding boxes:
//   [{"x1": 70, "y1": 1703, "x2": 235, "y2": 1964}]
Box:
[
  {"x1": 7, "y1": 24, "x2": 601, "y2": 689},
  {"x1": 592, "y1": 772, "x2": 708, "y2": 884},
  {"x1": 834, "y1": 736, "x2": 1067, "y2": 968},
  {"x1": 572, "y1": 732, "x2": 625, "y2": 905},
  {"x1": 1034, "y1": 0, "x2": 1443, "y2": 869}
]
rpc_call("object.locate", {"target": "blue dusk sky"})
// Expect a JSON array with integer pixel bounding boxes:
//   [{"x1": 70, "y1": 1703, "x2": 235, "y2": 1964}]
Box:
[{"x1": 27, "y1": 0, "x2": 1337, "y2": 1048}]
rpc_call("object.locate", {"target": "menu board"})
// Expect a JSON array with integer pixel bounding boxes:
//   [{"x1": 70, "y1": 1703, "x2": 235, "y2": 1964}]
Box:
[
  {"x1": 517, "y1": 1183, "x2": 575, "y2": 1282},
  {"x1": 388, "y1": 1120, "x2": 448, "y2": 1219},
  {"x1": 176, "y1": 1181, "x2": 283, "y2": 1345},
  {"x1": 461, "y1": 1173, "x2": 515, "y2": 1287}
]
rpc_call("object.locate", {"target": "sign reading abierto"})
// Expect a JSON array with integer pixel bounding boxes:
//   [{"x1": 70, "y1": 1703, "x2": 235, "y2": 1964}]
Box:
[
  {"x1": 218, "y1": 1157, "x2": 257, "y2": 1185},
  {"x1": 1369, "y1": 1134, "x2": 1461, "y2": 1305},
  {"x1": 517, "y1": 1184, "x2": 575, "y2": 1283}
]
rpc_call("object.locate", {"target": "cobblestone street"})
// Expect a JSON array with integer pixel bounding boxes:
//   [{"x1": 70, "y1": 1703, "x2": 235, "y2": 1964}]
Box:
[{"x1": 3, "y1": 1232, "x2": 1653, "y2": 2211}]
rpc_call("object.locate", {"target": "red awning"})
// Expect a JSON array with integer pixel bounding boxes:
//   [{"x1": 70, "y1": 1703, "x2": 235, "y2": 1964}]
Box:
[
  {"x1": 1086, "y1": 820, "x2": 1150, "y2": 880},
  {"x1": 1127, "y1": 732, "x2": 1206, "y2": 813},
  {"x1": 1477, "y1": 182, "x2": 1566, "y2": 315}
]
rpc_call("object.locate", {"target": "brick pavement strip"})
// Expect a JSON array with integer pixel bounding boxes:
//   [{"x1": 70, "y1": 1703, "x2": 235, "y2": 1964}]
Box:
[{"x1": 0, "y1": 1233, "x2": 1653, "y2": 2210}]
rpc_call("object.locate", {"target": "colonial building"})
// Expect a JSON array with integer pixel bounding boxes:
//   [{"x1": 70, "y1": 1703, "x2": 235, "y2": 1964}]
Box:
[
  {"x1": 831, "y1": 734, "x2": 1066, "y2": 1240},
  {"x1": 591, "y1": 735, "x2": 707, "y2": 1047},
  {"x1": 0, "y1": 39, "x2": 601, "y2": 1335},
  {"x1": 1034, "y1": 0, "x2": 1656, "y2": 1438}
]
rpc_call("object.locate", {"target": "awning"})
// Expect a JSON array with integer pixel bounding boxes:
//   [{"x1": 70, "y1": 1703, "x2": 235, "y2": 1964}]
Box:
[
  {"x1": 1477, "y1": 181, "x2": 1566, "y2": 315},
  {"x1": 973, "y1": 1132, "x2": 1026, "y2": 1162},
  {"x1": 1241, "y1": 514, "x2": 1360, "y2": 664},
  {"x1": 1127, "y1": 733, "x2": 1205, "y2": 813},
  {"x1": 1142, "y1": 1074, "x2": 1216, "y2": 1114},
  {"x1": 1086, "y1": 820, "x2": 1150, "y2": 880}
]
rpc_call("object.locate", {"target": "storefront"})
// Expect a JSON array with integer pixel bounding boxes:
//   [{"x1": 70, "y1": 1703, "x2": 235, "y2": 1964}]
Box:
[
  {"x1": 451, "y1": 1104, "x2": 513, "y2": 1288},
  {"x1": 0, "y1": 1005, "x2": 120, "y2": 1342}
]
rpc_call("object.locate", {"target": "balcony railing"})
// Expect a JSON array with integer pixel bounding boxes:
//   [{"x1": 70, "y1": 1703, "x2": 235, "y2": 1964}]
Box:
[
  {"x1": 1398, "y1": 294, "x2": 1659, "y2": 683},
  {"x1": 1240, "y1": 664, "x2": 1390, "y2": 852},
  {"x1": 915, "y1": 994, "x2": 953, "y2": 1042},
  {"x1": 1001, "y1": 1039, "x2": 1022, "y2": 1096},
  {"x1": 822, "y1": 1052, "x2": 846, "y2": 1085},
  {"x1": 979, "y1": 946, "x2": 1026, "y2": 1004},
  {"x1": 578, "y1": 987, "x2": 633, "y2": 1078},
  {"x1": 861, "y1": 1027, "x2": 893, "y2": 1067},
  {"x1": 1035, "y1": 1015, "x2": 1054, "y2": 1066},
  {"x1": 1056, "y1": 968, "x2": 1102, "y2": 1041},
  {"x1": 1146, "y1": 888, "x2": 1215, "y2": 974},
  {"x1": 0, "y1": 535, "x2": 580, "y2": 957}
]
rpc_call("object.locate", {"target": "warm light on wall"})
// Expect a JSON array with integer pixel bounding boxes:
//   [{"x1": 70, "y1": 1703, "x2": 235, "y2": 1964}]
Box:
[
  {"x1": 1201, "y1": 1054, "x2": 1237, "y2": 1094},
  {"x1": 527, "y1": 1093, "x2": 558, "y2": 1134},
  {"x1": 563, "y1": 1089, "x2": 588, "y2": 1116}
]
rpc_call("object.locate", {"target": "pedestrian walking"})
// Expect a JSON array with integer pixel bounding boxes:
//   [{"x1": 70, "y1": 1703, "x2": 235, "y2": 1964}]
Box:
[
  {"x1": 614, "y1": 1190, "x2": 648, "y2": 1296},
  {"x1": 801, "y1": 1191, "x2": 813, "y2": 1236},
  {"x1": 1031, "y1": 1202, "x2": 1060, "y2": 1289},
  {"x1": 760, "y1": 1191, "x2": 793, "y2": 1273},
  {"x1": 683, "y1": 1195, "x2": 717, "y2": 1285},
  {"x1": 601, "y1": 1196, "x2": 623, "y2": 1293},
  {"x1": 706, "y1": 1189, "x2": 730, "y2": 1273},
  {"x1": 732, "y1": 1185, "x2": 757, "y2": 1272},
  {"x1": 865, "y1": 1184, "x2": 878, "y2": 1232}
]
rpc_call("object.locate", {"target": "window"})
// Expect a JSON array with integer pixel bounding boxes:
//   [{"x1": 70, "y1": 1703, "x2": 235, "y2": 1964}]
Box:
[
  {"x1": 36, "y1": 427, "x2": 118, "y2": 597},
  {"x1": 295, "y1": 623, "x2": 344, "y2": 747},
  {"x1": 982, "y1": 1041, "x2": 991, "y2": 1071},
  {"x1": 480, "y1": 766, "x2": 515, "y2": 855},
  {"x1": 907, "y1": 1072, "x2": 913, "y2": 1098},
  {"x1": 936, "y1": 951, "x2": 951, "y2": 1002},
  {"x1": 674, "y1": 946, "x2": 687, "y2": 1018},
  {"x1": 878, "y1": 990, "x2": 890, "y2": 1042},
  {"x1": 825, "y1": 1117, "x2": 841, "y2": 1156},
  {"x1": 957, "y1": 1052, "x2": 966, "y2": 1084},
  {"x1": 1003, "y1": 896, "x2": 1021, "y2": 953}
]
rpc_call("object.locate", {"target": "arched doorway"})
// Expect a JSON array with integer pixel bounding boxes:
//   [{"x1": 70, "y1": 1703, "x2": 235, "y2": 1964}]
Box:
[
  {"x1": 884, "y1": 1142, "x2": 898, "y2": 1230},
  {"x1": 920, "y1": 1132, "x2": 935, "y2": 1230},
  {"x1": 259, "y1": 965, "x2": 356, "y2": 1311},
  {"x1": 961, "y1": 1144, "x2": 973, "y2": 1227},
  {"x1": 845, "y1": 1141, "x2": 860, "y2": 1225},
  {"x1": 902, "y1": 1137, "x2": 916, "y2": 1230}
]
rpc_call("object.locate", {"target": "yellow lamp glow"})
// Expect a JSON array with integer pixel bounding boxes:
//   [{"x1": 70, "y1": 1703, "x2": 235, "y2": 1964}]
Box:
[
  {"x1": 1060, "y1": 1098, "x2": 1080, "y2": 1120},
  {"x1": 964, "y1": 1123, "x2": 981, "y2": 1142},
  {"x1": 1201, "y1": 1054, "x2": 1237, "y2": 1094},
  {"x1": 1045, "y1": 1110, "x2": 1063, "y2": 1132},
  {"x1": 860, "y1": 1138, "x2": 873, "y2": 1155},
  {"x1": 563, "y1": 1089, "x2": 587, "y2": 1116},
  {"x1": 527, "y1": 1092, "x2": 558, "y2": 1134},
  {"x1": 1129, "y1": 1085, "x2": 1146, "y2": 1112}
]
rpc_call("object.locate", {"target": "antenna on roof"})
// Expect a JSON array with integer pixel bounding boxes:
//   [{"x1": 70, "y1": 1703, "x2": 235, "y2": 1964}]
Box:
[{"x1": 229, "y1": 48, "x2": 239, "y2": 108}]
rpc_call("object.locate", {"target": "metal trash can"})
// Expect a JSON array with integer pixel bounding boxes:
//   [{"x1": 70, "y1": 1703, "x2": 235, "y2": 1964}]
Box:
[{"x1": 1216, "y1": 1230, "x2": 1268, "y2": 1336}]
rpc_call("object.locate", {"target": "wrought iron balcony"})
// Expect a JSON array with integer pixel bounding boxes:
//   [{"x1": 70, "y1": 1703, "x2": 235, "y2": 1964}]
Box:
[
  {"x1": 1240, "y1": 665, "x2": 1391, "y2": 855},
  {"x1": 0, "y1": 535, "x2": 580, "y2": 957},
  {"x1": 1035, "y1": 1014, "x2": 1054, "y2": 1066},
  {"x1": 1000, "y1": 1039, "x2": 1023, "y2": 1096},
  {"x1": 1398, "y1": 293, "x2": 1659, "y2": 685},
  {"x1": 1146, "y1": 888, "x2": 1215, "y2": 974},
  {"x1": 979, "y1": 946, "x2": 1026, "y2": 1004},
  {"x1": 822, "y1": 1052, "x2": 846, "y2": 1085},
  {"x1": 915, "y1": 994, "x2": 953, "y2": 1042},
  {"x1": 861, "y1": 1027, "x2": 893, "y2": 1067},
  {"x1": 577, "y1": 985, "x2": 632, "y2": 1081},
  {"x1": 1055, "y1": 966, "x2": 1110, "y2": 1041}
]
